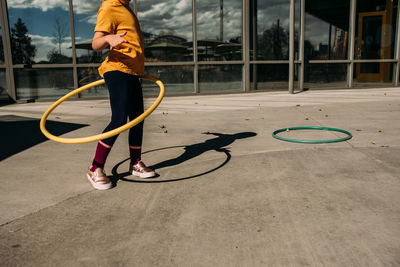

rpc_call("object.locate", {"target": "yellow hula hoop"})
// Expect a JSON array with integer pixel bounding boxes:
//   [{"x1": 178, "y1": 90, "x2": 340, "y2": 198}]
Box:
[{"x1": 40, "y1": 75, "x2": 165, "y2": 144}]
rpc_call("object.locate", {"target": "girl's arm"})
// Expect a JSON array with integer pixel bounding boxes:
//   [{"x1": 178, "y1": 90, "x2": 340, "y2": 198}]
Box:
[{"x1": 92, "y1": 31, "x2": 128, "y2": 51}]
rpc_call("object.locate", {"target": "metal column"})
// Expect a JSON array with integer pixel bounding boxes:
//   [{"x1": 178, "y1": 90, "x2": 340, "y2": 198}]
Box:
[
  {"x1": 244, "y1": 0, "x2": 250, "y2": 92},
  {"x1": 69, "y1": 0, "x2": 78, "y2": 93},
  {"x1": 394, "y1": 0, "x2": 400, "y2": 85},
  {"x1": 347, "y1": 0, "x2": 356, "y2": 88},
  {"x1": 193, "y1": 0, "x2": 199, "y2": 94},
  {"x1": 298, "y1": 0, "x2": 305, "y2": 91},
  {"x1": 289, "y1": 0, "x2": 295, "y2": 93},
  {"x1": 0, "y1": 0, "x2": 16, "y2": 100},
  {"x1": 220, "y1": 0, "x2": 223, "y2": 41}
]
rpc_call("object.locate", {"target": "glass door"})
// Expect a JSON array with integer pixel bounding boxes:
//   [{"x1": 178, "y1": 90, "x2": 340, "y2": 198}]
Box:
[{"x1": 356, "y1": 11, "x2": 391, "y2": 82}]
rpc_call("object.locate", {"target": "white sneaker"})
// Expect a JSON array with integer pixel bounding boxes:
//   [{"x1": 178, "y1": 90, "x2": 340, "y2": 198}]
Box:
[
  {"x1": 129, "y1": 161, "x2": 156, "y2": 178},
  {"x1": 87, "y1": 168, "x2": 112, "y2": 190}
]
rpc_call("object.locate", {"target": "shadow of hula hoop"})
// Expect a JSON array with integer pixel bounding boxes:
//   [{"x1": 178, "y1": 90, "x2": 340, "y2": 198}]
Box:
[{"x1": 111, "y1": 145, "x2": 231, "y2": 183}]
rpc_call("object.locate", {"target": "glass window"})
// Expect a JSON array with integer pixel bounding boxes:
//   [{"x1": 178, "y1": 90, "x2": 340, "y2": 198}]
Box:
[
  {"x1": 250, "y1": 0, "x2": 293, "y2": 61},
  {"x1": 304, "y1": 63, "x2": 347, "y2": 89},
  {"x1": 353, "y1": 62, "x2": 393, "y2": 87},
  {"x1": 78, "y1": 67, "x2": 108, "y2": 97},
  {"x1": 355, "y1": 0, "x2": 397, "y2": 60},
  {"x1": 142, "y1": 66, "x2": 194, "y2": 95},
  {"x1": 305, "y1": 0, "x2": 350, "y2": 60},
  {"x1": 138, "y1": 0, "x2": 193, "y2": 62},
  {"x1": 250, "y1": 64, "x2": 288, "y2": 90},
  {"x1": 0, "y1": 70, "x2": 8, "y2": 101},
  {"x1": 199, "y1": 64, "x2": 243, "y2": 93},
  {"x1": 14, "y1": 68, "x2": 74, "y2": 100},
  {"x1": 73, "y1": 0, "x2": 108, "y2": 63},
  {"x1": 7, "y1": 0, "x2": 72, "y2": 64},
  {"x1": 0, "y1": 24, "x2": 4, "y2": 64},
  {"x1": 197, "y1": 0, "x2": 242, "y2": 61}
]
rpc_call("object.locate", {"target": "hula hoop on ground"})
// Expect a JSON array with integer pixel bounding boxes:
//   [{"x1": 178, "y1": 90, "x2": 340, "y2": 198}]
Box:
[
  {"x1": 40, "y1": 75, "x2": 164, "y2": 144},
  {"x1": 272, "y1": 126, "x2": 352, "y2": 144}
]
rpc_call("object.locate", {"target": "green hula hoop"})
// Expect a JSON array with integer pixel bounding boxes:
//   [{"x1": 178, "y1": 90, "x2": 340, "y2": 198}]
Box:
[{"x1": 272, "y1": 126, "x2": 352, "y2": 144}]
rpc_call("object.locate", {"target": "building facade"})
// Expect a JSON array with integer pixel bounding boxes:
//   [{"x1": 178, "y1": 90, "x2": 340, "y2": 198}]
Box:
[{"x1": 0, "y1": 0, "x2": 399, "y2": 102}]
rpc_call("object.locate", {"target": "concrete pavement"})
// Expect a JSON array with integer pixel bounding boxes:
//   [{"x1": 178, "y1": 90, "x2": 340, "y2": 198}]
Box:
[{"x1": 0, "y1": 87, "x2": 399, "y2": 266}]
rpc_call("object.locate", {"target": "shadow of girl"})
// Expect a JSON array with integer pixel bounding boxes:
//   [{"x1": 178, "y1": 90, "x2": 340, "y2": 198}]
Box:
[
  {"x1": 110, "y1": 132, "x2": 257, "y2": 183},
  {"x1": 150, "y1": 132, "x2": 257, "y2": 170}
]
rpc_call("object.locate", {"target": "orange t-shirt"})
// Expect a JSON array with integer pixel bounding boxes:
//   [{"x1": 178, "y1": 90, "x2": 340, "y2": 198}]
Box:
[{"x1": 94, "y1": 0, "x2": 144, "y2": 77}]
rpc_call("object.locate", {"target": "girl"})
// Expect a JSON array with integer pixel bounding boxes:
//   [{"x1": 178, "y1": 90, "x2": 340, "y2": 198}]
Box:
[{"x1": 87, "y1": 0, "x2": 155, "y2": 190}]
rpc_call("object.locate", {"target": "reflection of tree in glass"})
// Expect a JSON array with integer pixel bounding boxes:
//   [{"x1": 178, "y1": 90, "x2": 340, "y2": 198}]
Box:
[
  {"x1": 52, "y1": 18, "x2": 68, "y2": 54},
  {"x1": 10, "y1": 18, "x2": 36, "y2": 64},
  {"x1": 46, "y1": 18, "x2": 71, "y2": 64},
  {"x1": 259, "y1": 20, "x2": 288, "y2": 60},
  {"x1": 47, "y1": 49, "x2": 71, "y2": 64}
]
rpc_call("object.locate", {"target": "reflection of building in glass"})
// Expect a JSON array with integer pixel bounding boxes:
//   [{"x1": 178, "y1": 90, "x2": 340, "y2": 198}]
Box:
[
  {"x1": 196, "y1": 39, "x2": 242, "y2": 61},
  {"x1": 304, "y1": 26, "x2": 348, "y2": 60},
  {"x1": 331, "y1": 28, "x2": 348, "y2": 59},
  {"x1": 0, "y1": 0, "x2": 399, "y2": 102},
  {"x1": 145, "y1": 34, "x2": 189, "y2": 62},
  {"x1": 74, "y1": 40, "x2": 107, "y2": 64},
  {"x1": 305, "y1": 0, "x2": 350, "y2": 60},
  {"x1": 143, "y1": 32, "x2": 243, "y2": 62}
]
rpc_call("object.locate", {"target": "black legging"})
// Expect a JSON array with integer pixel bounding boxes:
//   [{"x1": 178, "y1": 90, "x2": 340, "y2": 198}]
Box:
[{"x1": 101, "y1": 71, "x2": 144, "y2": 147}]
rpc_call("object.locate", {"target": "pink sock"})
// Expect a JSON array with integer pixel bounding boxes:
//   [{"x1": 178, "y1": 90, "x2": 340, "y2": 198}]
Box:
[
  {"x1": 90, "y1": 141, "x2": 112, "y2": 171},
  {"x1": 129, "y1": 146, "x2": 141, "y2": 165}
]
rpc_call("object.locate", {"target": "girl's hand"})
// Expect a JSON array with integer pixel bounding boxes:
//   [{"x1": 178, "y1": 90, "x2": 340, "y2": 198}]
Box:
[
  {"x1": 105, "y1": 32, "x2": 128, "y2": 48},
  {"x1": 92, "y1": 31, "x2": 129, "y2": 51}
]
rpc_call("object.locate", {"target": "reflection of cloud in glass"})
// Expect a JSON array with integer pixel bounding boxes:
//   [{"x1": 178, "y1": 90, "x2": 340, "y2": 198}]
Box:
[
  {"x1": 73, "y1": 0, "x2": 101, "y2": 14},
  {"x1": 197, "y1": 10, "x2": 219, "y2": 39},
  {"x1": 257, "y1": 0, "x2": 291, "y2": 33},
  {"x1": 259, "y1": 0, "x2": 291, "y2": 9},
  {"x1": 138, "y1": 0, "x2": 242, "y2": 41},
  {"x1": 197, "y1": 0, "x2": 242, "y2": 41},
  {"x1": 7, "y1": 0, "x2": 68, "y2": 11},
  {"x1": 73, "y1": 0, "x2": 102, "y2": 26},
  {"x1": 8, "y1": 0, "x2": 101, "y2": 27},
  {"x1": 29, "y1": 34, "x2": 71, "y2": 62},
  {"x1": 138, "y1": 0, "x2": 193, "y2": 40},
  {"x1": 82, "y1": 14, "x2": 97, "y2": 25},
  {"x1": 305, "y1": 14, "x2": 330, "y2": 48},
  {"x1": 7, "y1": 0, "x2": 101, "y2": 14}
]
